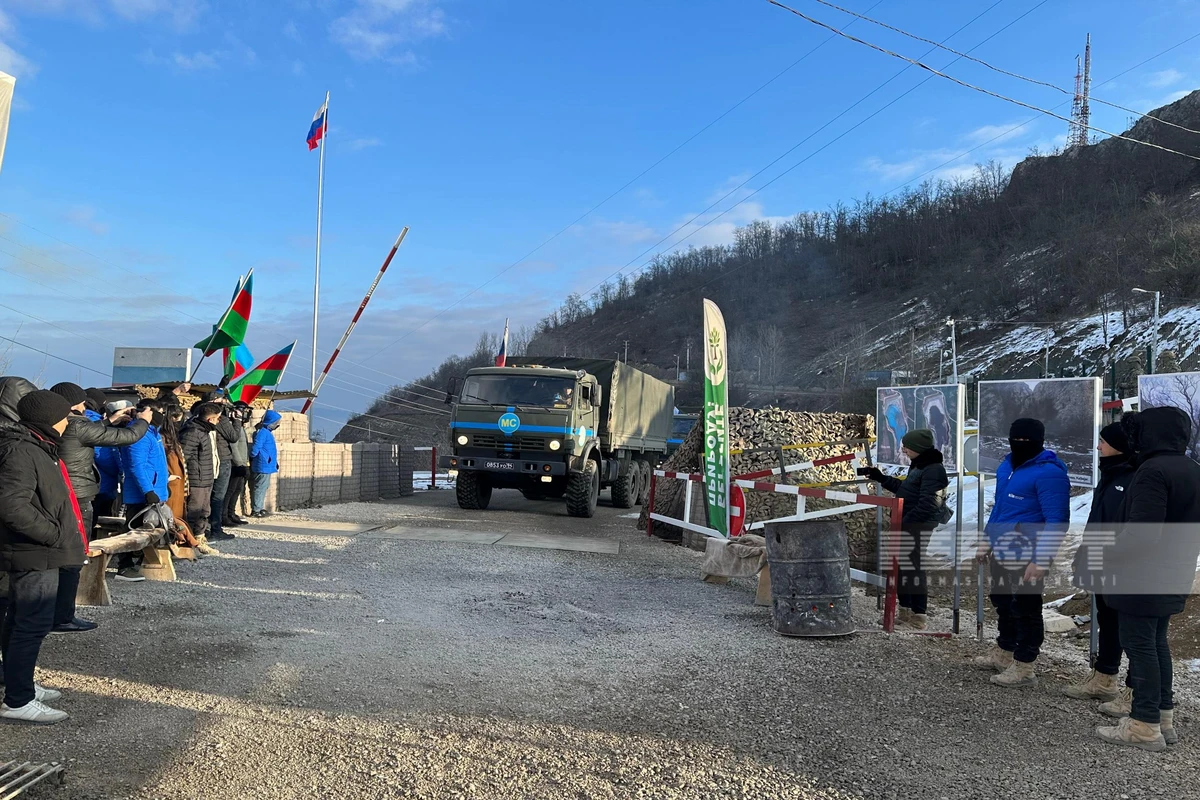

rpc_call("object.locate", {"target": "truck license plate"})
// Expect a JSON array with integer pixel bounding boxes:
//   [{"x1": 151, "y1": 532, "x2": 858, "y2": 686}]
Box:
[{"x1": 485, "y1": 461, "x2": 515, "y2": 470}]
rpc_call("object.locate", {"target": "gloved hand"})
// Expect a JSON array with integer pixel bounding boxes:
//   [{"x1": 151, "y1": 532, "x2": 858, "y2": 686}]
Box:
[
  {"x1": 145, "y1": 491, "x2": 161, "y2": 505},
  {"x1": 863, "y1": 467, "x2": 885, "y2": 483}
]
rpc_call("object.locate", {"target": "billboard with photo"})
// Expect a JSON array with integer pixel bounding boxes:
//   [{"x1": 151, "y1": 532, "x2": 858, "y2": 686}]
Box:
[
  {"x1": 1138, "y1": 372, "x2": 1200, "y2": 460},
  {"x1": 876, "y1": 384, "x2": 965, "y2": 474},
  {"x1": 978, "y1": 377, "x2": 1101, "y2": 487}
]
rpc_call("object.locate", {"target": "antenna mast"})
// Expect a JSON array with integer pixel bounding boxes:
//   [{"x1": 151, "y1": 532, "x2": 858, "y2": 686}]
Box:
[{"x1": 1068, "y1": 34, "x2": 1093, "y2": 150}]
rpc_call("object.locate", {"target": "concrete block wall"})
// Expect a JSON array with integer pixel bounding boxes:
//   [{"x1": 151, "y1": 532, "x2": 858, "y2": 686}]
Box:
[{"x1": 271, "y1": 440, "x2": 417, "y2": 511}]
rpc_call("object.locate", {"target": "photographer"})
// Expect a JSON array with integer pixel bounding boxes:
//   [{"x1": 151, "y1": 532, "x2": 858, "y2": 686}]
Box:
[
  {"x1": 863, "y1": 429, "x2": 950, "y2": 630},
  {"x1": 48, "y1": 383, "x2": 149, "y2": 631},
  {"x1": 222, "y1": 402, "x2": 251, "y2": 528},
  {"x1": 201, "y1": 393, "x2": 240, "y2": 541}
]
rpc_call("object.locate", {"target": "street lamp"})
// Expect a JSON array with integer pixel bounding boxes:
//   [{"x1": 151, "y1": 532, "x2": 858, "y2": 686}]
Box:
[
  {"x1": 946, "y1": 318, "x2": 959, "y2": 384},
  {"x1": 1133, "y1": 288, "x2": 1161, "y2": 374},
  {"x1": 674, "y1": 354, "x2": 680, "y2": 380},
  {"x1": 755, "y1": 355, "x2": 762, "y2": 385}
]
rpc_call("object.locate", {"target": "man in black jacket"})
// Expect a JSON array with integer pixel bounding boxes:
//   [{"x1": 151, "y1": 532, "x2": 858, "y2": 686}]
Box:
[
  {"x1": 48, "y1": 382, "x2": 150, "y2": 633},
  {"x1": 203, "y1": 395, "x2": 240, "y2": 541},
  {"x1": 1065, "y1": 422, "x2": 1135, "y2": 703},
  {"x1": 0, "y1": 390, "x2": 85, "y2": 725},
  {"x1": 0, "y1": 376, "x2": 36, "y2": 680},
  {"x1": 865, "y1": 429, "x2": 950, "y2": 631},
  {"x1": 180, "y1": 403, "x2": 222, "y2": 540},
  {"x1": 1097, "y1": 407, "x2": 1200, "y2": 752}
]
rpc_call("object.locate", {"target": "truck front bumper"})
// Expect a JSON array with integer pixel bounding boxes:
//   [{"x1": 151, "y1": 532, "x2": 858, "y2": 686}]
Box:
[{"x1": 439, "y1": 454, "x2": 567, "y2": 476}]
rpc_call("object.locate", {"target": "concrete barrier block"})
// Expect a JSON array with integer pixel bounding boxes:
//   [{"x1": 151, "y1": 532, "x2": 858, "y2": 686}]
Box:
[
  {"x1": 276, "y1": 443, "x2": 314, "y2": 510},
  {"x1": 311, "y1": 444, "x2": 345, "y2": 505},
  {"x1": 359, "y1": 443, "x2": 381, "y2": 501},
  {"x1": 341, "y1": 445, "x2": 361, "y2": 502}
]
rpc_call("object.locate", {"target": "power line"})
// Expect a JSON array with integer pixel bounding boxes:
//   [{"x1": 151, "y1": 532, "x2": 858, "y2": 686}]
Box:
[
  {"x1": 357, "y1": 1, "x2": 892, "y2": 361},
  {"x1": 576, "y1": 0, "x2": 1018, "y2": 302},
  {"x1": 0, "y1": 332, "x2": 111, "y2": 379},
  {"x1": 804, "y1": 0, "x2": 1200, "y2": 137},
  {"x1": 766, "y1": 0, "x2": 1200, "y2": 163}
]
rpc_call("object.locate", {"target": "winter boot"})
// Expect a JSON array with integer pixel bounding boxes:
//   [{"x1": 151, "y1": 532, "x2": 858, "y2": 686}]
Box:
[
  {"x1": 1161, "y1": 709, "x2": 1178, "y2": 745},
  {"x1": 1097, "y1": 716, "x2": 1167, "y2": 752},
  {"x1": 898, "y1": 607, "x2": 912, "y2": 625},
  {"x1": 907, "y1": 613, "x2": 928, "y2": 631},
  {"x1": 1063, "y1": 669, "x2": 1120, "y2": 701},
  {"x1": 991, "y1": 659, "x2": 1037, "y2": 688},
  {"x1": 973, "y1": 646, "x2": 1014, "y2": 672},
  {"x1": 1099, "y1": 686, "x2": 1133, "y2": 718}
]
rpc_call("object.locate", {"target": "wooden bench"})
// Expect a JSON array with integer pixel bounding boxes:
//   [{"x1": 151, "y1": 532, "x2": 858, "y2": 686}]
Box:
[{"x1": 76, "y1": 517, "x2": 178, "y2": 607}]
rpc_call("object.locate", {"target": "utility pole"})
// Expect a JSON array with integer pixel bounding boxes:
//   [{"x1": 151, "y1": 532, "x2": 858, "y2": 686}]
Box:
[
  {"x1": 685, "y1": 340, "x2": 691, "y2": 372},
  {"x1": 756, "y1": 355, "x2": 762, "y2": 385},
  {"x1": 623, "y1": 340, "x2": 629, "y2": 364},
  {"x1": 1133, "y1": 288, "x2": 1161, "y2": 373},
  {"x1": 674, "y1": 354, "x2": 680, "y2": 380},
  {"x1": 939, "y1": 349, "x2": 945, "y2": 383},
  {"x1": 946, "y1": 318, "x2": 959, "y2": 384}
]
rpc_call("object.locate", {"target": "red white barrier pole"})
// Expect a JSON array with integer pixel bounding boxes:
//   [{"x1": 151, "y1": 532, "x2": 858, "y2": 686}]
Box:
[
  {"x1": 646, "y1": 473, "x2": 657, "y2": 538},
  {"x1": 302, "y1": 227, "x2": 409, "y2": 414},
  {"x1": 430, "y1": 446, "x2": 437, "y2": 490}
]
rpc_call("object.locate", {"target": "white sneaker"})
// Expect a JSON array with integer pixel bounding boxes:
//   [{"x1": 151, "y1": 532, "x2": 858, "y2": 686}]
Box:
[
  {"x1": 0, "y1": 699, "x2": 69, "y2": 725},
  {"x1": 34, "y1": 683, "x2": 62, "y2": 703}
]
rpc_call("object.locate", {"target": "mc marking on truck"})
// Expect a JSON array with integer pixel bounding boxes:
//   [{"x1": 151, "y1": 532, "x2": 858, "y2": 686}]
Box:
[{"x1": 498, "y1": 412, "x2": 521, "y2": 434}]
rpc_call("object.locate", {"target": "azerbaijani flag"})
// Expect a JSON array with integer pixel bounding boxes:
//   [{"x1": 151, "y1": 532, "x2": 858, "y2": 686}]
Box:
[
  {"x1": 307, "y1": 98, "x2": 328, "y2": 151},
  {"x1": 223, "y1": 342, "x2": 254, "y2": 384},
  {"x1": 495, "y1": 318, "x2": 509, "y2": 367},
  {"x1": 227, "y1": 341, "x2": 296, "y2": 405},
  {"x1": 195, "y1": 271, "x2": 253, "y2": 356}
]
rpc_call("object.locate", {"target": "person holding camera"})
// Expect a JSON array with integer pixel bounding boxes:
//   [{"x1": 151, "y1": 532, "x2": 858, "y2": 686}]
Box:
[
  {"x1": 974, "y1": 418, "x2": 1070, "y2": 688},
  {"x1": 863, "y1": 429, "x2": 950, "y2": 630},
  {"x1": 222, "y1": 402, "x2": 251, "y2": 528}
]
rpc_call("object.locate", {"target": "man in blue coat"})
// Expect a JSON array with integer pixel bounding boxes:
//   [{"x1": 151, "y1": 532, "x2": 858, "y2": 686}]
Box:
[
  {"x1": 974, "y1": 418, "x2": 1071, "y2": 687},
  {"x1": 249, "y1": 410, "x2": 281, "y2": 518}
]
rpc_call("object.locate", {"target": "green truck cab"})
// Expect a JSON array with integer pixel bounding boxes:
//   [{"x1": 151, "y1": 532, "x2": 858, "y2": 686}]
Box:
[{"x1": 440, "y1": 358, "x2": 674, "y2": 518}]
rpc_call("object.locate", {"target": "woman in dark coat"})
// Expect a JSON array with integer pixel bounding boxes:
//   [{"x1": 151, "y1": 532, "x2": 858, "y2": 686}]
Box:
[
  {"x1": 1065, "y1": 422, "x2": 1136, "y2": 703},
  {"x1": 865, "y1": 428, "x2": 950, "y2": 630},
  {"x1": 1097, "y1": 407, "x2": 1200, "y2": 752}
]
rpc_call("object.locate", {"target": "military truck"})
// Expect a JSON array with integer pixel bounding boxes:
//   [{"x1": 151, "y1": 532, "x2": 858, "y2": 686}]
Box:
[{"x1": 441, "y1": 358, "x2": 674, "y2": 517}]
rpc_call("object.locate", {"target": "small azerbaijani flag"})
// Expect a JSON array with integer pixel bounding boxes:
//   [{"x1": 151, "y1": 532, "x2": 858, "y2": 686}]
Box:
[
  {"x1": 495, "y1": 318, "x2": 509, "y2": 367},
  {"x1": 195, "y1": 271, "x2": 253, "y2": 357},
  {"x1": 227, "y1": 342, "x2": 296, "y2": 405},
  {"x1": 307, "y1": 98, "x2": 328, "y2": 151},
  {"x1": 223, "y1": 342, "x2": 254, "y2": 385}
]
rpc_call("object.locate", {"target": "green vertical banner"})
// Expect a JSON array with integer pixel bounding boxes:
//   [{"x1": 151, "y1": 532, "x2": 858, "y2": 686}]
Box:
[{"x1": 702, "y1": 298, "x2": 730, "y2": 537}]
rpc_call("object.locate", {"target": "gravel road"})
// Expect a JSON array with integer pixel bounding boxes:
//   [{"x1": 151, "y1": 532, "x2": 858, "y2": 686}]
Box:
[{"x1": 7, "y1": 489, "x2": 1199, "y2": 799}]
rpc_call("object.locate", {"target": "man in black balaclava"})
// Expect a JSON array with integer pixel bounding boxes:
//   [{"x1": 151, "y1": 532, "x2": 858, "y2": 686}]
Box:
[{"x1": 975, "y1": 417, "x2": 1071, "y2": 688}]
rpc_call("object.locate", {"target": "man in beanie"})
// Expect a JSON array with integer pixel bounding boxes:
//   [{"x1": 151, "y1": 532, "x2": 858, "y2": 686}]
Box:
[
  {"x1": 48, "y1": 382, "x2": 150, "y2": 632},
  {"x1": 864, "y1": 428, "x2": 950, "y2": 630},
  {"x1": 1095, "y1": 407, "x2": 1200, "y2": 751},
  {"x1": 1064, "y1": 422, "x2": 1135, "y2": 705},
  {"x1": 0, "y1": 390, "x2": 86, "y2": 725},
  {"x1": 974, "y1": 417, "x2": 1070, "y2": 687},
  {"x1": 0, "y1": 376, "x2": 36, "y2": 682}
]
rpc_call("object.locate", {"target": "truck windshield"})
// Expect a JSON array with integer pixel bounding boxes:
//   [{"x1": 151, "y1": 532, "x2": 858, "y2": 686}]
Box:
[{"x1": 461, "y1": 375, "x2": 576, "y2": 409}]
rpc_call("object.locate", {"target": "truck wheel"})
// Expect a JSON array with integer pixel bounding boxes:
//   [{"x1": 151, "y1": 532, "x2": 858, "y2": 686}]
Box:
[
  {"x1": 610, "y1": 460, "x2": 637, "y2": 509},
  {"x1": 566, "y1": 459, "x2": 600, "y2": 518},
  {"x1": 456, "y1": 471, "x2": 492, "y2": 510},
  {"x1": 636, "y1": 461, "x2": 652, "y2": 506}
]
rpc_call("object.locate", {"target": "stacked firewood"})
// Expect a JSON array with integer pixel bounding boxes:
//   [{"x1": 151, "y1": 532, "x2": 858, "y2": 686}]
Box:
[{"x1": 640, "y1": 407, "x2": 885, "y2": 570}]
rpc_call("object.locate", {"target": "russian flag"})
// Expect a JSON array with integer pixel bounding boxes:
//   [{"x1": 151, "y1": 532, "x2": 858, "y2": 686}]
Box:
[
  {"x1": 307, "y1": 99, "x2": 328, "y2": 151},
  {"x1": 495, "y1": 318, "x2": 509, "y2": 367}
]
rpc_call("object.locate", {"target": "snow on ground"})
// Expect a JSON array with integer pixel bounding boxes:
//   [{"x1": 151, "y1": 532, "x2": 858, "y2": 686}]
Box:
[{"x1": 413, "y1": 470, "x2": 455, "y2": 490}]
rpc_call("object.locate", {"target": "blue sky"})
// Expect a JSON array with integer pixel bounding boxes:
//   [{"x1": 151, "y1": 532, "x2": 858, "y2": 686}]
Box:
[{"x1": 0, "y1": 0, "x2": 1196, "y2": 436}]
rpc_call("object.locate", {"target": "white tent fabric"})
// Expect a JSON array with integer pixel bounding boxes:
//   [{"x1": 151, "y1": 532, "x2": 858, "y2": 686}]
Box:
[{"x1": 0, "y1": 71, "x2": 14, "y2": 178}]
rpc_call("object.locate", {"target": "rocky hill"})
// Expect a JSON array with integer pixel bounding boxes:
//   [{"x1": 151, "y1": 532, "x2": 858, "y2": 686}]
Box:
[{"x1": 339, "y1": 91, "x2": 1200, "y2": 442}]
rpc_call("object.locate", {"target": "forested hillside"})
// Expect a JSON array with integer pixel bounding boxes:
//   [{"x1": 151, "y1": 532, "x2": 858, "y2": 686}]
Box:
[{"x1": 338, "y1": 91, "x2": 1200, "y2": 444}]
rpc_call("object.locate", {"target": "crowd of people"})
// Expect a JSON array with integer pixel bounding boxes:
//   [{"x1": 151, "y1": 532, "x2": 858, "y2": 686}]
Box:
[
  {"x1": 866, "y1": 409, "x2": 1200, "y2": 753},
  {"x1": 0, "y1": 378, "x2": 282, "y2": 725}
]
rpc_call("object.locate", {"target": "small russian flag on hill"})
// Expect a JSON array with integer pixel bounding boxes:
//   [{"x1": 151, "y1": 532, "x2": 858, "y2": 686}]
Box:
[
  {"x1": 307, "y1": 99, "x2": 328, "y2": 151},
  {"x1": 495, "y1": 318, "x2": 509, "y2": 367}
]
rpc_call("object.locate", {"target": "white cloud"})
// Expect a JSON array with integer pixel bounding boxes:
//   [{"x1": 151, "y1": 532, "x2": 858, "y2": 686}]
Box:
[
  {"x1": 7, "y1": 0, "x2": 204, "y2": 28},
  {"x1": 62, "y1": 205, "x2": 108, "y2": 236},
  {"x1": 330, "y1": 0, "x2": 447, "y2": 62},
  {"x1": 963, "y1": 122, "x2": 1028, "y2": 146},
  {"x1": 1147, "y1": 68, "x2": 1185, "y2": 89},
  {"x1": 291, "y1": 59, "x2": 305, "y2": 77},
  {"x1": 283, "y1": 20, "x2": 302, "y2": 43},
  {"x1": 0, "y1": 9, "x2": 36, "y2": 77},
  {"x1": 583, "y1": 220, "x2": 659, "y2": 246},
  {"x1": 345, "y1": 136, "x2": 383, "y2": 151},
  {"x1": 140, "y1": 34, "x2": 254, "y2": 72}
]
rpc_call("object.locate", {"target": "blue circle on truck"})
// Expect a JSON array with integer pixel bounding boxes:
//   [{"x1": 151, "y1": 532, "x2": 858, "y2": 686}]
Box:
[{"x1": 498, "y1": 412, "x2": 521, "y2": 435}]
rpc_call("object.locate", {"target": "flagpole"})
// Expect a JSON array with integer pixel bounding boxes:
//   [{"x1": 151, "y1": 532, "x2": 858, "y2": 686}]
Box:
[{"x1": 311, "y1": 90, "x2": 329, "y2": 412}]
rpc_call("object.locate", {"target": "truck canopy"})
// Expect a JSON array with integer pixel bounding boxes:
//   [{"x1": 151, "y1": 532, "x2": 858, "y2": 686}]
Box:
[{"x1": 505, "y1": 358, "x2": 674, "y2": 453}]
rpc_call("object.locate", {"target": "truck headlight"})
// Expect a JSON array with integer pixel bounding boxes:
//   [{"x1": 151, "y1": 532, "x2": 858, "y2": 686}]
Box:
[
  {"x1": 549, "y1": 439, "x2": 561, "y2": 451},
  {"x1": 457, "y1": 435, "x2": 469, "y2": 446}
]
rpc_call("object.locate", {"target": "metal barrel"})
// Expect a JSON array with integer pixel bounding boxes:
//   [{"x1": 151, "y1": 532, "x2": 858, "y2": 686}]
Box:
[{"x1": 763, "y1": 520, "x2": 855, "y2": 637}]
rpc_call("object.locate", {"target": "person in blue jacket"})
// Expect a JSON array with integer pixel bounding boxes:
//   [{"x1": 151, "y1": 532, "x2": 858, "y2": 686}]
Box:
[
  {"x1": 249, "y1": 410, "x2": 281, "y2": 518},
  {"x1": 974, "y1": 417, "x2": 1071, "y2": 688},
  {"x1": 116, "y1": 404, "x2": 170, "y2": 581}
]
